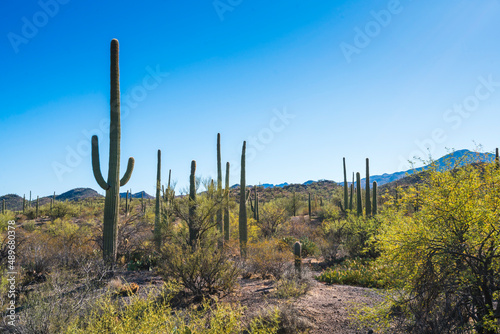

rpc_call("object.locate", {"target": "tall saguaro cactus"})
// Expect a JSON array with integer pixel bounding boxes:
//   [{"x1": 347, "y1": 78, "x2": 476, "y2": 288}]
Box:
[
  {"x1": 189, "y1": 160, "x2": 197, "y2": 248},
  {"x1": 356, "y1": 172, "x2": 362, "y2": 216},
  {"x1": 23, "y1": 195, "x2": 26, "y2": 214},
  {"x1": 343, "y1": 157, "x2": 348, "y2": 211},
  {"x1": 365, "y1": 158, "x2": 371, "y2": 216},
  {"x1": 36, "y1": 196, "x2": 39, "y2": 217},
  {"x1": 224, "y1": 162, "x2": 230, "y2": 241},
  {"x1": 92, "y1": 39, "x2": 135, "y2": 263},
  {"x1": 239, "y1": 141, "x2": 248, "y2": 257},
  {"x1": 216, "y1": 133, "x2": 223, "y2": 238},
  {"x1": 155, "y1": 150, "x2": 161, "y2": 249},
  {"x1": 372, "y1": 181, "x2": 378, "y2": 215}
]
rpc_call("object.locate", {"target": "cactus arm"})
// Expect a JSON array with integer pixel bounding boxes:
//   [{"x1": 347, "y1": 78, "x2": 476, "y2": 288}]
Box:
[
  {"x1": 120, "y1": 157, "x2": 135, "y2": 186},
  {"x1": 92, "y1": 135, "x2": 110, "y2": 190}
]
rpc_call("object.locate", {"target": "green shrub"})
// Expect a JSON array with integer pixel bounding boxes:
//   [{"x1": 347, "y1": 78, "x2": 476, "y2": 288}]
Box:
[{"x1": 316, "y1": 258, "x2": 388, "y2": 288}]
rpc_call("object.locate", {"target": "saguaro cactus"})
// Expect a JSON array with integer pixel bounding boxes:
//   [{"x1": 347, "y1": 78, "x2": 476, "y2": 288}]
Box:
[
  {"x1": 365, "y1": 158, "x2": 371, "y2": 216},
  {"x1": 125, "y1": 190, "x2": 129, "y2": 215},
  {"x1": 36, "y1": 196, "x2": 39, "y2": 217},
  {"x1": 23, "y1": 195, "x2": 26, "y2": 214},
  {"x1": 155, "y1": 150, "x2": 161, "y2": 249},
  {"x1": 496, "y1": 148, "x2": 499, "y2": 168},
  {"x1": 189, "y1": 160, "x2": 197, "y2": 248},
  {"x1": 2, "y1": 199, "x2": 5, "y2": 214},
  {"x1": 343, "y1": 157, "x2": 348, "y2": 211},
  {"x1": 294, "y1": 241, "x2": 302, "y2": 278},
  {"x1": 255, "y1": 190, "x2": 259, "y2": 222},
  {"x1": 216, "y1": 133, "x2": 223, "y2": 238},
  {"x1": 239, "y1": 141, "x2": 247, "y2": 257},
  {"x1": 356, "y1": 172, "x2": 362, "y2": 216},
  {"x1": 372, "y1": 181, "x2": 378, "y2": 215},
  {"x1": 308, "y1": 192, "x2": 312, "y2": 219},
  {"x1": 224, "y1": 162, "x2": 230, "y2": 241},
  {"x1": 91, "y1": 39, "x2": 135, "y2": 263}
]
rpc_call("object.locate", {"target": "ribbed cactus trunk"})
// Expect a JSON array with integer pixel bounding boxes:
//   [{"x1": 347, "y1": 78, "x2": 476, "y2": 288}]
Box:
[
  {"x1": 308, "y1": 192, "x2": 312, "y2": 219},
  {"x1": 155, "y1": 150, "x2": 161, "y2": 249},
  {"x1": 92, "y1": 39, "x2": 135, "y2": 264},
  {"x1": 36, "y1": 196, "x2": 39, "y2": 217},
  {"x1": 239, "y1": 142, "x2": 247, "y2": 257},
  {"x1": 343, "y1": 157, "x2": 348, "y2": 211},
  {"x1": 294, "y1": 241, "x2": 302, "y2": 279},
  {"x1": 349, "y1": 183, "x2": 354, "y2": 211},
  {"x1": 372, "y1": 181, "x2": 378, "y2": 215},
  {"x1": 356, "y1": 172, "x2": 362, "y2": 216},
  {"x1": 365, "y1": 158, "x2": 371, "y2": 216},
  {"x1": 2, "y1": 199, "x2": 5, "y2": 214},
  {"x1": 125, "y1": 190, "x2": 129, "y2": 215},
  {"x1": 253, "y1": 187, "x2": 257, "y2": 220},
  {"x1": 189, "y1": 160, "x2": 197, "y2": 249},
  {"x1": 224, "y1": 162, "x2": 230, "y2": 241},
  {"x1": 216, "y1": 133, "x2": 223, "y2": 240},
  {"x1": 496, "y1": 148, "x2": 499, "y2": 168},
  {"x1": 23, "y1": 195, "x2": 25, "y2": 214},
  {"x1": 256, "y1": 190, "x2": 259, "y2": 222}
]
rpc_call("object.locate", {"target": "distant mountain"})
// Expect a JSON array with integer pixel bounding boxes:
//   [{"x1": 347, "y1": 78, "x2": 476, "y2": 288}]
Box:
[
  {"x1": 119, "y1": 191, "x2": 154, "y2": 199},
  {"x1": 357, "y1": 149, "x2": 494, "y2": 188},
  {"x1": 56, "y1": 188, "x2": 103, "y2": 201}
]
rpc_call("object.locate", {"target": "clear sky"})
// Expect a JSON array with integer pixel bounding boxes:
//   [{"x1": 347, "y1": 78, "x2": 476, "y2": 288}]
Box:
[{"x1": 1, "y1": 0, "x2": 500, "y2": 197}]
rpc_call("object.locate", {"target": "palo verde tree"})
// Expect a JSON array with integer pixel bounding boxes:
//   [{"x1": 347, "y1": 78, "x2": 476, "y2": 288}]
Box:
[{"x1": 376, "y1": 161, "x2": 500, "y2": 334}]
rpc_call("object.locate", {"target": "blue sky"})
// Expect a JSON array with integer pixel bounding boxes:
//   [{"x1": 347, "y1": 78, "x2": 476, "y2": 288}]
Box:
[{"x1": 1, "y1": 0, "x2": 500, "y2": 197}]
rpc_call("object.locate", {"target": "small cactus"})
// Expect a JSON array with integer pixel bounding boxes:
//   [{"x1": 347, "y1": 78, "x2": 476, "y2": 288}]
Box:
[{"x1": 294, "y1": 241, "x2": 302, "y2": 278}]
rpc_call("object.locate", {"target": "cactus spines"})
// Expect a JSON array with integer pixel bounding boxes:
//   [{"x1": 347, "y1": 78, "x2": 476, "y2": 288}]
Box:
[
  {"x1": 189, "y1": 160, "x2": 197, "y2": 248},
  {"x1": 294, "y1": 241, "x2": 302, "y2": 278},
  {"x1": 343, "y1": 157, "x2": 348, "y2": 211},
  {"x1": 155, "y1": 150, "x2": 161, "y2": 249},
  {"x1": 217, "y1": 133, "x2": 223, "y2": 239},
  {"x1": 356, "y1": 172, "x2": 362, "y2": 216},
  {"x1": 224, "y1": 162, "x2": 230, "y2": 241},
  {"x1": 372, "y1": 181, "x2": 378, "y2": 215},
  {"x1": 91, "y1": 39, "x2": 135, "y2": 263},
  {"x1": 365, "y1": 158, "x2": 371, "y2": 216},
  {"x1": 239, "y1": 141, "x2": 247, "y2": 257}
]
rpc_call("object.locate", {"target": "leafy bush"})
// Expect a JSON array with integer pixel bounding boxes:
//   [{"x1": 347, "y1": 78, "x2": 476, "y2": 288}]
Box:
[
  {"x1": 316, "y1": 258, "x2": 388, "y2": 288},
  {"x1": 158, "y1": 237, "x2": 239, "y2": 298},
  {"x1": 246, "y1": 239, "x2": 293, "y2": 279}
]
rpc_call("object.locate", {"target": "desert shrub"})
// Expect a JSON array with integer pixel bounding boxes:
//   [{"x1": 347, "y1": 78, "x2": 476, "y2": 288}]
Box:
[
  {"x1": 368, "y1": 162, "x2": 500, "y2": 333},
  {"x1": 320, "y1": 214, "x2": 380, "y2": 263},
  {"x1": 316, "y1": 258, "x2": 388, "y2": 288},
  {"x1": 251, "y1": 304, "x2": 310, "y2": 334},
  {"x1": 274, "y1": 267, "x2": 313, "y2": 299},
  {"x1": 316, "y1": 201, "x2": 341, "y2": 221},
  {"x1": 158, "y1": 237, "x2": 239, "y2": 298},
  {"x1": 255, "y1": 200, "x2": 288, "y2": 238},
  {"x1": 246, "y1": 239, "x2": 294, "y2": 279},
  {"x1": 49, "y1": 201, "x2": 80, "y2": 219}
]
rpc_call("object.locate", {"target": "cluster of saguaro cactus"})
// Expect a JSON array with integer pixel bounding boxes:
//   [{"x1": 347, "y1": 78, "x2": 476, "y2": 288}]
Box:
[
  {"x1": 239, "y1": 141, "x2": 247, "y2": 257},
  {"x1": 91, "y1": 39, "x2": 135, "y2": 263},
  {"x1": 155, "y1": 150, "x2": 161, "y2": 249}
]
